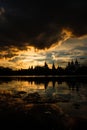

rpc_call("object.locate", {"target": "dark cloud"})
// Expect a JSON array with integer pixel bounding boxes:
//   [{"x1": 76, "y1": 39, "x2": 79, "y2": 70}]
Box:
[
  {"x1": 80, "y1": 57, "x2": 86, "y2": 60},
  {"x1": 0, "y1": 0, "x2": 87, "y2": 50}
]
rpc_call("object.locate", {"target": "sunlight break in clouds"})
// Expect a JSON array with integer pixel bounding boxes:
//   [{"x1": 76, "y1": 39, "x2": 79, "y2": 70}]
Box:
[
  {"x1": 0, "y1": 28, "x2": 73, "y2": 69},
  {"x1": 0, "y1": 30, "x2": 87, "y2": 69}
]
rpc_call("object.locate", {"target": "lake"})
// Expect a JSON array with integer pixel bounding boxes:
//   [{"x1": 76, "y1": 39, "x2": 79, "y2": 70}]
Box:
[{"x1": 0, "y1": 76, "x2": 87, "y2": 129}]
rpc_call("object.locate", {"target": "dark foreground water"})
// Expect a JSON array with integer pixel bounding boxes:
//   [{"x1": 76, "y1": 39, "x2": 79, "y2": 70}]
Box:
[{"x1": 0, "y1": 76, "x2": 87, "y2": 129}]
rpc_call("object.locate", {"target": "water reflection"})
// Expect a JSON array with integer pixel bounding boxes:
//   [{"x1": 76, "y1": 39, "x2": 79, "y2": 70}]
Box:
[
  {"x1": 0, "y1": 76, "x2": 87, "y2": 130},
  {"x1": 0, "y1": 76, "x2": 87, "y2": 102},
  {"x1": 0, "y1": 76, "x2": 87, "y2": 120}
]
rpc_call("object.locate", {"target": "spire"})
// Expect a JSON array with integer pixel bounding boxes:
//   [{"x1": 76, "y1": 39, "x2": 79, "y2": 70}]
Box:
[
  {"x1": 75, "y1": 58, "x2": 78, "y2": 65},
  {"x1": 75, "y1": 58, "x2": 80, "y2": 69},
  {"x1": 52, "y1": 62, "x2": 56, "y2": 70},
  {"x1": 71, "y1": 60, "x2": 74, "y2": 65},
  {"x1": 44, "y1": 61, "x2": 48, "y2": 68}
]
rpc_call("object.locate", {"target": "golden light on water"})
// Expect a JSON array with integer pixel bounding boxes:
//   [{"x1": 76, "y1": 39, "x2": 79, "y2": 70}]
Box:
[{"x1": 0, "y1": 80, "x2": 45, "y2": 94}]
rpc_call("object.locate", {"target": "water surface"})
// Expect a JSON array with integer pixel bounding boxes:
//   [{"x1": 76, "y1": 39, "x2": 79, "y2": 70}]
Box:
[{"x1": 0, "y1": 76, "x2": 87, "y2": 119}]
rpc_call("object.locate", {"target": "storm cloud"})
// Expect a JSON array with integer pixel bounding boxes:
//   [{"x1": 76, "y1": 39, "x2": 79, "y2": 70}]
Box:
[{"x1": 0, "y1": 0, "x2": 87, "y2": 50}]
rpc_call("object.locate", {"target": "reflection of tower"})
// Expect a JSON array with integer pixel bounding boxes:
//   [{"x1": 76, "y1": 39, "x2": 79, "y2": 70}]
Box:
[
  {"x1": 44, "y1": 81, "x2": 48, "y2": 90},
  {"x1": 76, "y1": 83, "x2": 79, "y2": 92},
  {"x1": 52, "y1": 81, "x2": 55, "y2": 88},
  {"x1": 67, "y1": 80, "x2": 80, "y2": 92},
  {"x1": 57, "y1": 80, "x2": 62, "y2": 85}
]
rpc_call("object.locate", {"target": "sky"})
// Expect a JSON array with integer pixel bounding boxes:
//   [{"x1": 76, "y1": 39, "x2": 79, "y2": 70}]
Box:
[{"x1": 0, "y1": 0, "x2": 87, "y2": 70}]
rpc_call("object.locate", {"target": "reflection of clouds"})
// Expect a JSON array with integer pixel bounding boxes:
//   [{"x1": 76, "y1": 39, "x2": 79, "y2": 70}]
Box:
[
  {"x1": 0, "y1": 78, "x2": 87, "y2": 103},
  {"x1": 0, "y1": 80, "x2": 45, "y2": 95}
]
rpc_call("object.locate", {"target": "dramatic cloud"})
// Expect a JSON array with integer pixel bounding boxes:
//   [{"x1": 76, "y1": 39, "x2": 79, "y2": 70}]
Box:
[
  {"x1": 0, "y1": 0, "x2": 87, "y2": 50},
  {"x1": 0, "y1": 0, "x2": 87, "y2": 69}
]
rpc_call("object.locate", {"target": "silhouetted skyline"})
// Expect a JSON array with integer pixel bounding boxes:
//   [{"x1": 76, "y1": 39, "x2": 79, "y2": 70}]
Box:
[{"x1": 0, "y1": 59, "x2": 87, "y2": 75}]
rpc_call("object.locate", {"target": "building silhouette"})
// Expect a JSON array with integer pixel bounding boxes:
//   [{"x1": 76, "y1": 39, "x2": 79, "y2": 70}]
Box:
[{"x1": 0, "y1": 59, "x2": 87, "y2": 75}]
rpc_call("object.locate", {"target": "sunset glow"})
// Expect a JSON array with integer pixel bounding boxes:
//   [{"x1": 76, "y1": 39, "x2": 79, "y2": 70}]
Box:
[{"x1": 0, "y1": 0, "x2": 87, "y2": 70}]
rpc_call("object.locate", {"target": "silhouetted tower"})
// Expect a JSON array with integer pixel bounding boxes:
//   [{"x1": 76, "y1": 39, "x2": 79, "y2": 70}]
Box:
[
  {"x1": 71, "y1": 60, "x2": 74, "y2": 66},
  {"x1": 67, "y1": 61, "x2": 71, "y2": 68},
  {"x1": 75, "y1": 59, "x2": 79, "y2": 65},
  {"x1": 52, "y1": 62, "x2": 56, "y2": 70},
  {"x1": 75, "y1": 59, "x2": 80, "y2": 69},
  {"x1": 44, "y1": 61, "x2": 49, "y2": 69}
]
